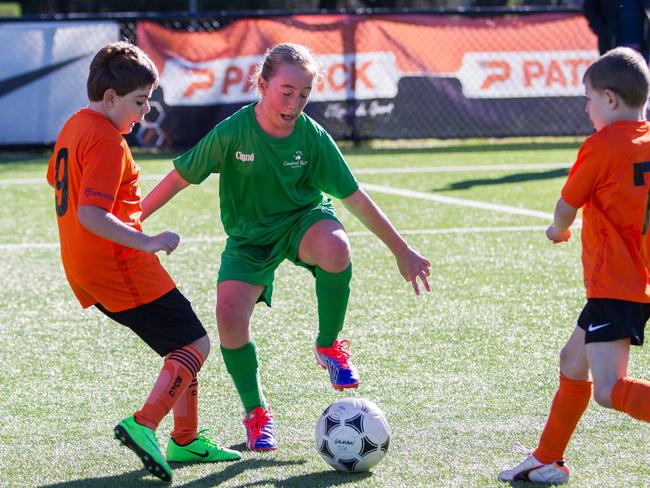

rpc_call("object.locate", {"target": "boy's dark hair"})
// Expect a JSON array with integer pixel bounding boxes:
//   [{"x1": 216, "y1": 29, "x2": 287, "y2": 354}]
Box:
[
  {"x1": 87, "y1": 41, "x2": 158, "y2": 101},
  {"x1": 584, "y1": 47, "x2": 650, "y2": 108}
]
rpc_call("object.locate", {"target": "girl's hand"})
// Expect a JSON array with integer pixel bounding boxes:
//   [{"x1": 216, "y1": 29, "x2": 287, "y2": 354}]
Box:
[{"x1": 396, "y1": 247, "x2": 431, "y2": 296}]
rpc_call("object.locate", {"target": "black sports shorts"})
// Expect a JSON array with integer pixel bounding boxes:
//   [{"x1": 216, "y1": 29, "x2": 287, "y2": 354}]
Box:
[
  {"x1": 95, "y1": 288, "x2": 207, "y2": 356},
  {"x1": 577, "y1": 298, "x2": 650, "y2": 346}
]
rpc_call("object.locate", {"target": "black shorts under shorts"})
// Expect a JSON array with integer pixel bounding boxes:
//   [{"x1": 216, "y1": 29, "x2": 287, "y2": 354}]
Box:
[
  {"x1": 95, "y1": 288, "x2": 207, "y2": 356},
  {"x1": 577, "y1": 298, "x2": 650, "y2": 346}
]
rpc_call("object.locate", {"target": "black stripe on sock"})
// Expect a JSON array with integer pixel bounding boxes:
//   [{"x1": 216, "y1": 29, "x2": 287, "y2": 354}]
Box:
[{"x1": 167, "y1": 349, "x2": 201, "y2": 377}]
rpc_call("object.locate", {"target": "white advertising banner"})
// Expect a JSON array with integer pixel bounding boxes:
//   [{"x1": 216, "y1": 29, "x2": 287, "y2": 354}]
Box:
[
  {"x1": 158, "y1": 51, "x2": 401, "y2": 106},
  {"x1": 0, "y1": 21, "x2": 119, "y2": 144}
]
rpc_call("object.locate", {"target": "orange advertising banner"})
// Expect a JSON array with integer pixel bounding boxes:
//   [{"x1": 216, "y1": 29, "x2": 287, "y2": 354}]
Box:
[{"x1": 136, "y1": 13, "x2": 598, "y2": 144}]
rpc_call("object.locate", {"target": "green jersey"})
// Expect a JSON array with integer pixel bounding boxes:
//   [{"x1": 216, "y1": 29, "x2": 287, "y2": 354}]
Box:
[{"x1": 174, "y1": 103, "x2": 359, "y2": 246}]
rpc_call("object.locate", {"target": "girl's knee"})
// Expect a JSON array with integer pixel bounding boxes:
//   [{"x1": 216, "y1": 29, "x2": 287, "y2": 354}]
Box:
[{"x1": 318, "y1": 236, "x2": 351, "y2": 272}]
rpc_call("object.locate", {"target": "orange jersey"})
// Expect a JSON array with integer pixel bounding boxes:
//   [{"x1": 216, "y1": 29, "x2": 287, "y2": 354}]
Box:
[
  {"x1": 46, "y1": 109, "x2": 175, "y2": 312},
  {"x1": 562, "y1": 120, "x2": 650, "y2": 302}
]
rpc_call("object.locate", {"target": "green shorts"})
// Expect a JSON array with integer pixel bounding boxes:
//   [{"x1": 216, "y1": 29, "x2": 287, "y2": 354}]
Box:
[{"x1": 218, "y1": 203, "x2": 340, "y2": 306}]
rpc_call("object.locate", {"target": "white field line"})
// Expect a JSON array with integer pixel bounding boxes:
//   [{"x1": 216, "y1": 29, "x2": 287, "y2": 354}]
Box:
[
  {"x1": 361, "y1": 182, "x2": 558, "y2": 220},
  {"x1": 0, "y1": 225, "x2": 581, "y2": 251},
  {"x1": 0, "y1": 162, "x2": 570, "y2": 186},
  {"x1": 354, "y1": 162, "x2": 570, "y2": 174}
]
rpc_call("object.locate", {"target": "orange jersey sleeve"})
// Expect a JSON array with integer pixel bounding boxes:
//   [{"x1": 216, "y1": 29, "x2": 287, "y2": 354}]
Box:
[
  {"x1": 561, "y1": 120, "x2": 650, "y2": 302},
  {"x1": 77, "y1": 136, "x2": 126, "y2": 211},
  {"x1": 49, "y1": 109, "x2": 175, "y2": 312}
]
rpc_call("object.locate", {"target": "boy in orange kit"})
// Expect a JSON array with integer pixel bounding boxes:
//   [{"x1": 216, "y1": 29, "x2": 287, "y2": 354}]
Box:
[
  {"x1": 46, "y1": 42, "x2": 240, "y2": 482},
  {"x1": 499, "y1": 47, "x2": 650, "y2": 484}
]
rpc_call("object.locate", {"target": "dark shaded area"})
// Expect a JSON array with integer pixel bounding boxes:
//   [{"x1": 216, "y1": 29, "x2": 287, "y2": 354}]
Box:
[
  {"x1": 435, "y1": 167, "x2": 570, "y2": 191},
  {"x1": 37, "y1": 457, "x2": 374, "y2": 488},
  {"x1": 16, "y1": 1, "x2": 584, "y2": 15}
]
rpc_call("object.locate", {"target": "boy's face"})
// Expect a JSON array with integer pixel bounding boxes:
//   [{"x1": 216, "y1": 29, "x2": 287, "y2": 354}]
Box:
[
  {"x1": 584, "y1": 79, "x2": 617, "y2": 131},
  {"x1": 106, "y1": 85, "x2": 153, "y2": 134},
  {"x1": 257, "y1": 63, "x2": 314, "y2": 135}
]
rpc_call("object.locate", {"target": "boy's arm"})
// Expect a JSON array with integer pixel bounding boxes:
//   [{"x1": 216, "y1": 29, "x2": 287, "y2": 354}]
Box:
[
  {"x1": 546, "y1": 197, "x2": 578, "y2": 243},
  {"x1": 342, "y1": 188, "x2": 431, "y2": 295},
  {"x1": 77, "y1": 205, "x2": 179, "y2": 254},
  {"x1": 141, "y1": 169, "x2": 191, "y2": 222}
]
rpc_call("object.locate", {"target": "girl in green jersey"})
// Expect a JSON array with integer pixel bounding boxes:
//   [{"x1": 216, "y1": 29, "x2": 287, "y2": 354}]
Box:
[{"x1": 143, "y1": 42, "x2": 431, "y2": 451}]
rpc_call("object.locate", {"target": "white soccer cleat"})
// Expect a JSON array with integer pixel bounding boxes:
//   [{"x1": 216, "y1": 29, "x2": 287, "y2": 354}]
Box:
[{"x1": 498, "y1": 452, "x2": 570, "y2": 484}]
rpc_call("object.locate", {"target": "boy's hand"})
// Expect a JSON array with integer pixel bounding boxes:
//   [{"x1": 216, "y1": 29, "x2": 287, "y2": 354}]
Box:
[
  {"x1": 145, "y1": 231, "x2": 180, "y2": 255},
  {"x1": 546, "y1": 224, "x2": 571, "y2": 243},
  {"x1": 396, "y1": 246, "x2": 431, "y2": 296}
]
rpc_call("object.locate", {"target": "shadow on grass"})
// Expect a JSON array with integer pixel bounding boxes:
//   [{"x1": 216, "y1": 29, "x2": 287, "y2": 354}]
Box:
[
  {"x1": 503, "y1": 481, "x2": 562, "y2": 487},
  {"x1": 37, "y1": 458, "x2": 307, "y2": 488},
  {"x1": 435, "y1": 167, "x2": 570, "y2": 191},
  {"x1": 37, "y1": 456, "x2": 374, "y2": 487}
]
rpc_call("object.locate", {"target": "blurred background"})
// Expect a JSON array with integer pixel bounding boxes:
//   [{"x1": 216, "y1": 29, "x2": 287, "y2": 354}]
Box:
[
  {"x1": 5, "y1": 1, "x2": 585, "y2": 15},
  {"x1": 0, "y1": 0, "x2": 618, "y2": 148}
]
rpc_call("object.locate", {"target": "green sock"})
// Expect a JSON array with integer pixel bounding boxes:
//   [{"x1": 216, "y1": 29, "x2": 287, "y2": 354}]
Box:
[
  {"x1": 315, "y1": 263, "x2": 352, "y2": 347},
  {"x1": 220, "y1": 341, "x2": 267, "y2": 413}
]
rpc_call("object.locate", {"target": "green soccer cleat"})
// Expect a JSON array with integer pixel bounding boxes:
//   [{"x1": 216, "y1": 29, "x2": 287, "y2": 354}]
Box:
[
  {"x1": 166, "y1": 430, "x2": 242, "y2": 463},
  {"x1": 114, "y1": 416, "x2": 173, "y2": 483}
]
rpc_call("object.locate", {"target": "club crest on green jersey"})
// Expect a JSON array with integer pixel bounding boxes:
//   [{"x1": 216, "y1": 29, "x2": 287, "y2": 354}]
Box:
[{"x1": 283, "y1": 149, "x2": 309, "y2": 169}]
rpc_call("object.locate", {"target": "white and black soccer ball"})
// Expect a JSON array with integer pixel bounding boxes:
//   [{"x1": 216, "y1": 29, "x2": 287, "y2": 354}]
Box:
[{"x1": 315, "y1": 397, "x2": 390, "y2": 472}]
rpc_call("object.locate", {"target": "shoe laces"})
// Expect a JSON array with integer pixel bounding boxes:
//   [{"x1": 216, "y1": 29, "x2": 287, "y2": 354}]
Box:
[
  {"x1": 244, "y1": 408, "x2": 273, "y2": 437},
  {"x1": 196, "y1": 429, "x2": 219, "y2": 448},
  {"x1": 319, "y1": 339, "x2": 351, "y2": 366}
]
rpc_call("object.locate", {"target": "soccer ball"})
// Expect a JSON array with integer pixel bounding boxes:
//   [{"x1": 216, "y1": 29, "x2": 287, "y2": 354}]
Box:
[{"x1": 315, "y1": 397, "x2": 390, "y2": 472}]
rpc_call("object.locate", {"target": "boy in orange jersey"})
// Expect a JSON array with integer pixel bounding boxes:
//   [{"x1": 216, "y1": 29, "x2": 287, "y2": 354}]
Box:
[
  {"x1": 499, "y1": 47, "x2": 650, "y2": 484},
  {"x1": 46, "y1": 42, "x2": 240, "y2": 483}
]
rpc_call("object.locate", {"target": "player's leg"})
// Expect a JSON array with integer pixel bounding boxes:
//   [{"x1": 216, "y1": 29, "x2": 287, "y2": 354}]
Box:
[
  {"x1": 589, "y1": 339, "x2": 650, "y2": 420},
  {"x1": 499, "y1": 326, "x2": 591, "y2": 484},
  {"x1": 297, "y1": 219, "x2": 359, "y2": 389},
  {"x1": 101, "y1": 288, "x2": 213, "y2": 480},
  {"x1": 532, "y1": 326, "x2": 592, "y2": 463},
  {"x1": 166, "y1": 334, "x2": 241, "y2": 463},
  {"x1": 217, "y1": 280, "x2": 276, "y2": 451},
  {"x1": 586, "y1": 299, "x2": 650, "y2": 421}
]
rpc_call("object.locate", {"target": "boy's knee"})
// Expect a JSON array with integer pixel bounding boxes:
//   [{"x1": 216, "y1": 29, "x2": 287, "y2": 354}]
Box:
[
  {"x1": 592, "y1": 384, "x2": 614, "y2": 408},
  {"x1": 559, "y1": 344, "x2": 588, "y2": 379},
  {"x1": 189, "y1": 334, "x2": 211, "y2": 362}
]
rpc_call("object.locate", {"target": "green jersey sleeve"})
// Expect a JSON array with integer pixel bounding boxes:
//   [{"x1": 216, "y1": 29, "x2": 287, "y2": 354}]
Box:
[
  {"x1": 308, "y1": 120, "x2": 359, "y2": 199},
  {"x1": 173, "y1": 124, "x2": 225, "y2": 184}
]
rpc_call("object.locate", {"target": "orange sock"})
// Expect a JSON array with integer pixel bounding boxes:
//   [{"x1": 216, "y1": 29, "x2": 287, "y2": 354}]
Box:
[
  {"x1": 170, "y1": 377, "x2": 199, "y2": 445},
  {"x1": 533, "y1": 373, "x2": 592, "y2": 464},
  {"x1": 611, "y1": 376, "x2": 650, "y2": 422},
  {"x1": 135, "y1": 345, "x2": 204, "y2": 430}
]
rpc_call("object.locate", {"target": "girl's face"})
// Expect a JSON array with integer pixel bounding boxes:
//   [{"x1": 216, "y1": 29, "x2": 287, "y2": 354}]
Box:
[
  {"x1": 106, "y1": 86, "x2": 153, "y2": 134},
  {"x1": 256, "y1": 62, "x2": 314, "y2": 137}
]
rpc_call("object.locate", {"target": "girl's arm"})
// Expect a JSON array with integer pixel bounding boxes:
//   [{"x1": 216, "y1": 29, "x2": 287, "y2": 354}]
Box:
[
  {"x1": 141, "y1": 169, "x2": 191, "y2": 222},
  {"x1": 342, "y1": 188, "x2": 431, "y2": 295}
]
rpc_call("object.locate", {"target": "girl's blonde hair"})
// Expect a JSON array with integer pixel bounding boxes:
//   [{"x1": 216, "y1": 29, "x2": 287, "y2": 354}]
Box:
[{"x1": 251, "y1": 43, "x2": 323, "y2": 94}]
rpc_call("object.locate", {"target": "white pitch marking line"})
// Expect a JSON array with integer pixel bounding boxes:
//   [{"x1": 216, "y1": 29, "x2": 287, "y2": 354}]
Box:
[
  {"x1": 361, "y1": 182, "x2": 557, "y2": 220},
  {"x1": 0, "y1": 162, "x2": 571, "y2": 186},
  {"x1": 353, "y1": 162, "x2": 570, "y2": 174},
  {"x1": 0, "y1": 225, "x2": 580, "y2": 251}
]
